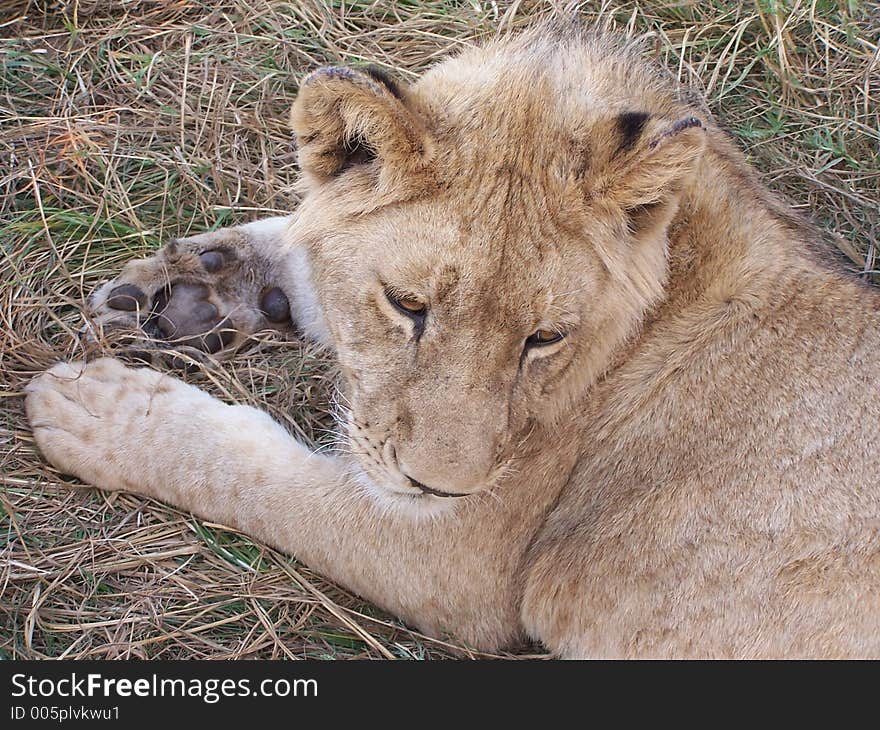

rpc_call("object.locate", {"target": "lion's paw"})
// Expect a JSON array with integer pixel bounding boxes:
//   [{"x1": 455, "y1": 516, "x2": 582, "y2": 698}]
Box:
[
  {"x1": 86, "y1": 228, "x2": 294, "y2": 366},
  {"x1": 25, "y1": 358, "x2": 184, "y2": 491}
]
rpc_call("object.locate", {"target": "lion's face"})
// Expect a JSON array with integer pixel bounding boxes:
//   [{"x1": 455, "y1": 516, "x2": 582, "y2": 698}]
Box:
[
  {"x1": 289, "y1": 32, "x2": 705, "y2": 505},
  {"x1": 301, "y1": 193, "x2": 613, "y2": 501}
]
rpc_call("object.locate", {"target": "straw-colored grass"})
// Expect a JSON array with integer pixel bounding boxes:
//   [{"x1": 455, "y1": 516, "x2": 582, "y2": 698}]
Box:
[{"x1": 1, "y1": 0, "x2": 877, "y2": 659}]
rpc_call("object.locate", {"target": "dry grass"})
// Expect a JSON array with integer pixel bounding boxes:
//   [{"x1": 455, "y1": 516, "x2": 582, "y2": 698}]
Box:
[{"x1": 1, "y1": 0, "x2": 877, "y2": 659}]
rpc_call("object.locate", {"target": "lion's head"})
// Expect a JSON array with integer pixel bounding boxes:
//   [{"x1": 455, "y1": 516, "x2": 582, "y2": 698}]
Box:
[{"x1": 287, "y1": 27, "x2": 706, "y2": 507}]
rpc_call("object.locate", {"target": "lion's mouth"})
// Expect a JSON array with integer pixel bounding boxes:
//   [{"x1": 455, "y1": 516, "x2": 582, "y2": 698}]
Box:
[{"x1": 406, "y1": 477, "x2": 468, "y2": 499}]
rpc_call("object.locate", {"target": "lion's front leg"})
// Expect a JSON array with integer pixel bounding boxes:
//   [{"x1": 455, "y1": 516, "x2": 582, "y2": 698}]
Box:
[
  {"x1": 24, "y1": 358, "x2": 372, "y2": 604},
  {"x1": 26, "y1": 358, "x2": 530, "y2": 651}
]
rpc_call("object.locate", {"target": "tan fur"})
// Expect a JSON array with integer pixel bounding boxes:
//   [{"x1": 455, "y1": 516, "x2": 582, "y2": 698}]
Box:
[{"x1": 26, "y1": 26, "x2": 880, "y2": 657}]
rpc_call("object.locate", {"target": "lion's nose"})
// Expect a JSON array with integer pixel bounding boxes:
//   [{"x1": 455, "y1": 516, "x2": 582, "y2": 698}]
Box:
[
  {"x1": 393, "y1": 401, "x2": 505, "y2": 497},
  {"x1": 404, "y1": 475, "x2": 469, "y2": 499}
]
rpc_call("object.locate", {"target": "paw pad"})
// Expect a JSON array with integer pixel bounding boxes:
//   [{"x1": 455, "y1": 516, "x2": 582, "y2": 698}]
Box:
[
  {"x1": 259, "y1": 287, "x2": 291, "y2": 323},
  {"x1": 87, "y1": 231, "x2": 295, "y2": 367},
  {"x1": 152, "y1": 283, "x2": 229, "y2": 352},
  {"x1": 198, "y1": 250, "x2": 225, "y2": 273},
  {"x1": 107, "y1": 284, "x2": 148, "y2": 312}
]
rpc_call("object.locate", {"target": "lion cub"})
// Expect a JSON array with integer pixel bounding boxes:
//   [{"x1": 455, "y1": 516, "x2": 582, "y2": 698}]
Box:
[{"x1": 26, "y1": 25, "x2": 880, "y2": 658}]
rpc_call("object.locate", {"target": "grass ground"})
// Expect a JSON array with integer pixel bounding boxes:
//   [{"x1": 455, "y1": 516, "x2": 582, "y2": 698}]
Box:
[{"x1": 1, "y1": 0, "x2": 877, "y2": 659}]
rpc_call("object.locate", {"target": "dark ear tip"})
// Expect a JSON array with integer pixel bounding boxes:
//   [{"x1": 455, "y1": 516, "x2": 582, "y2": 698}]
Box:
[
  {"x1": 302, "y1": 65, "x2": 400, "y2": 95},
  {"x1": 648, "y1": 116, "x2": 705, "y2": 149},
  {"x1": 673, "y1": 116, "x2": 703, "y2": 132},
  {"x1": 305, "y1": 66, "x2": 357, "y2": 84},
  {"x1": 361, "y1": 65, "x2": 403, "y2": 99}
]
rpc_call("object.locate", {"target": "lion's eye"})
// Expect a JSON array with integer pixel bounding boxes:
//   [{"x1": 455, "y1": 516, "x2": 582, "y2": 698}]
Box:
[
  {"x1": 525, "y1": 328, "x2": 564, "y2": 348},
  {"x1": 386, "y1": 291, "x2": 427, "y2": 318}
]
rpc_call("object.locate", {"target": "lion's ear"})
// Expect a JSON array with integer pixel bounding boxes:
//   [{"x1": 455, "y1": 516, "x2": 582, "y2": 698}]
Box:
[
  {"x1": 290, "y1": 65, "x2": 434, "y2": 189},
  {"x1": 592, "y1": 112, "x2": 706, "y2": 229}
]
